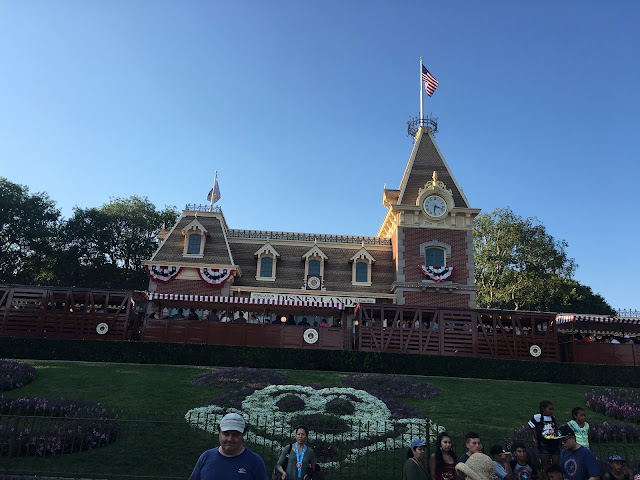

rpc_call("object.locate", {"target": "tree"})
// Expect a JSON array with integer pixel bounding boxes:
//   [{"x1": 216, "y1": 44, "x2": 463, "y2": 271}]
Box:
[
  {"x1": 0, "y1": 178, "x2": 61, "y2": 284},
  {"x1": 473, "y1": 207, "x2": 613, "y2": 313},
  {"x1": 59, "y1": 196, "x2": 178, "y2": 289}
]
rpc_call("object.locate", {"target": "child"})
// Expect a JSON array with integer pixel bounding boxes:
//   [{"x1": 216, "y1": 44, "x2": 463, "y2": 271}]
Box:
[
  {"x1": 528, "y1": 400, "x2": 559, "y2": 477},
  {"x1": 603, "y1": 455, "x2": 633, "y2": 480},
  {"x1": 546, "y1": 464, "x2": 566, "y2": 480},
  {"x1": 509, "y1": 442, "x2": 538, "y2": 480},
  {"x1": 489, "y1": 445, "x2": 513, "y2": 480},
  {"x1": 567, "y1": 407, "x2": 590, "y2": 448}
]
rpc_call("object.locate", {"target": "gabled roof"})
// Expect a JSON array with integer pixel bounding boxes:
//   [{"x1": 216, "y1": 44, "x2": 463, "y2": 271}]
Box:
[
  {"x1": 181, "y1": 218, "x2": 209, "y2": 235},
  {"x1": 254, "y1": 242, "x2": 280, "y2": 258},
  {"x1": 350, "y1": 246, "x2": 376, "y2": 263},
  {"x1": 397, "y1": 127, "x2": 470, "y2": 208},
  {"x1": 302, "y1": 244, "x2": 328, "y2": 260},
  {"x1": 148, "y1": 212, "x2": 235, "y2": 266}
]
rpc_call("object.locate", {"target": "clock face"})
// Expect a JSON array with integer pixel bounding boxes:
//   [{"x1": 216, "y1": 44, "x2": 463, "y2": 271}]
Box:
[{"x1": 423, "y1": 195, "x2": 447, "y2": 218}]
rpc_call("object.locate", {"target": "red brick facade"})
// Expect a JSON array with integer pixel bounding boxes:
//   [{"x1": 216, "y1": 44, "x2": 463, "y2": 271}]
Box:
[
  {"x1": 154, "y1": 279, "x2": 224, "y2": 296},
  {"x1": 401, "y1": 227, "x2": 470, "y2": 284},
  {"x1": 402, "y1": 291, "x2": 471, "y2": 308}
]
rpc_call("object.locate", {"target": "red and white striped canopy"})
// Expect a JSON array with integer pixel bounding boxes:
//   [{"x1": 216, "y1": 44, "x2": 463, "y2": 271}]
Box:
[
  {"x1": 147, "y1": 293, "x2": 344, "y2": 310},
  {"x1": 556, "y1": 315, "x2": 640, "y2": 325}
]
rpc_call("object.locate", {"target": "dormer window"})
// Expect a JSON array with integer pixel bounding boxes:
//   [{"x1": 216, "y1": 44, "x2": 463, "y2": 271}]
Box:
[
  {"x1": 350, "y1": 246, "x2": 375, "y2": 286},
  {"x1": 302, "y1": 244, "x2": 328, "y2": 290},
  {"x1": 254, "y1": 242, "x2": 280, "y2": 281},
  {"x1": 181, "y1": 218, "x2": 208, "y2": 258},
  {"x1": 308, "y1": 259, "x2": 321, "y2": 276},
  {"x1": 187, "y1": 234, "x2": 202, "y2": 254}
]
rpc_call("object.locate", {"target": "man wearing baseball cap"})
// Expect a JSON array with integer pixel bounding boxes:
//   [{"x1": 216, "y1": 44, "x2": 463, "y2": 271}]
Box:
[
  {"x1": 189, "y1": 413, "x2": 268, "y2": 480},
  {"x1": 557, "y1": 424, "x2": 600, "y2": 480}
]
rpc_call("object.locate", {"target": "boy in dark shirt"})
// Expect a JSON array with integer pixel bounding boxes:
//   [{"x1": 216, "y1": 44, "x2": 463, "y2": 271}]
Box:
[{"x1": 509, "y1": 442, "x2": 538, "y2": 480}]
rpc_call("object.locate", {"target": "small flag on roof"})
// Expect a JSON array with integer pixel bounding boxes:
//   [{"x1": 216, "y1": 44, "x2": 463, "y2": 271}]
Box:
[
  {"x1": 207, "y1": 172, "x2": 221, "y2": 208},
  {"x1": 421, "y1": 65, "x2": 439, "y2": 97}
]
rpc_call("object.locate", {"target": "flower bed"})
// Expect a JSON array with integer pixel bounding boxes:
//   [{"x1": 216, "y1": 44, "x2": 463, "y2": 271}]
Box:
[
  {"x1": 586, "y1": 388, "x2": 640, "y2": 423},
  {"x1": 341, "y1": 373, "x2": 441, "y2": 419},
  {"x1": 186, "y1": 384, "x2": 443, "y2": 469},
  {"x1": 0, "y1": 359, "x2": 36, "y2": 391},
  {"x1": 0, "y1": 396, "x2": 119, "y2": 456}
]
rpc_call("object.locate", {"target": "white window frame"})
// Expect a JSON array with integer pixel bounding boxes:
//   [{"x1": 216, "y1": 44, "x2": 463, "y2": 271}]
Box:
[
  {"x1": 302, "y1": 244, "x2": 328, "y2": 286},
  {"x1": 350, "y1": 246, "x2": 375, "y2": 286},
  {"x1": 254, "y1": 242, "x2": 280, "y2": 281},
  {"x1": 182, "y1": 219, "x2": 208, "y2": 258}
]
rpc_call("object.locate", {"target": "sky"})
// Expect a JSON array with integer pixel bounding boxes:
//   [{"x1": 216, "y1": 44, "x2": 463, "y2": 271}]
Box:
[{"x1": 1, "y1": 1, "x2": 638, "y2": 310}]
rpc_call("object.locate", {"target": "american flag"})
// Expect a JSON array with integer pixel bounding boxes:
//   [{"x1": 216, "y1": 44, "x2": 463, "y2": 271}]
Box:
[{"x1": 422, "y1": 65, "x2": 439, "y2": 97}]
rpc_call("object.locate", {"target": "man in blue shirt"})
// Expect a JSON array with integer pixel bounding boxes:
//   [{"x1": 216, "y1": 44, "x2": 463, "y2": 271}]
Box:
[
  {"x1": 558, "y1": 425, "x2": 600, "y2": 480},
  {"x1": 189, "y1": 413, "x2": 269, "y2": 480}
]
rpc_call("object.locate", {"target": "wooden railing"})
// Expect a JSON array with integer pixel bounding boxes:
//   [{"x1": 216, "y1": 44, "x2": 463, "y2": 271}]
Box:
[
  {"x1": 356, "y1": 304, "x2": 558, "y2": 361},
  {"x1": 141, "y1": 320, "x2": 345, "y2": 349},
  {"x1": 0, "y1": 285, "x2": 133, "y2": 340}
]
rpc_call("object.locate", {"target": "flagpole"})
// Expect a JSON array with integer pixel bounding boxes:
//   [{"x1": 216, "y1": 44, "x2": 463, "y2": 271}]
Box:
[
  {"x1": 209, "y1": 171, "x2": 217, "y2": 212},
  {"x1": 420, "y1": 57, "x2": 424, "y2": 125}
]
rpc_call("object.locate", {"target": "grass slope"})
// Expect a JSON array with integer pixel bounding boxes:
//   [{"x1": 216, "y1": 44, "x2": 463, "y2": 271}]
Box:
[{"x1": 0, "y1": 361, "x2": 632, "y2": 479}]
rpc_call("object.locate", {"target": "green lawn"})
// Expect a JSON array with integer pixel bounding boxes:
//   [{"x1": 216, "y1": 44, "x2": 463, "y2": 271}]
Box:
[{"x1": 0, "y1": 361, "x2": 634, "y2": 479}]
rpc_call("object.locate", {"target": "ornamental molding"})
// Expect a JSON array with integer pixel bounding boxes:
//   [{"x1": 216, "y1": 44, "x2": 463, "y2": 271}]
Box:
[
  {"x1": 302, "y1": 244, "x2": 328, "y2": 260},
  {"x1": 181, "y1": 218, "x2": 209, "y2": 236},
  {"x1": 253, "y1": 242, "x2": 280, "y2": 258},
  {"x1": 416, "y1": 171, "x2": 453, "y2": 199},
  {"x1": 349, "y1": 246, "x2": 376, "y2": 263}
]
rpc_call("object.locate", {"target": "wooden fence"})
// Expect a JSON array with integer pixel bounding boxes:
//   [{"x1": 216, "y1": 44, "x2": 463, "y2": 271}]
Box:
[
  {"x1": 141, "y1": 320, "x2": 346, "y2": 349},
  {"x1": 356, "y1": 304, "x2": 558, "y2": 361},
  {"x1": 0, "y1": 285, "x2": 135, "y2": 340}
]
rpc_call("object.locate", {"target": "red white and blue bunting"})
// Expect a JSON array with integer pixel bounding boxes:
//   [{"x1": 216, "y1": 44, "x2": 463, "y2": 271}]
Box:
[
  {"x1": 198, "y1": 267, "x2": 234, "y2": 286},
  {"x1": 145, "y1": 265, "x2": 182, "y2": 283},
  {"x1": 419, "y1": 265, "x2": 454, "y2": 282}
]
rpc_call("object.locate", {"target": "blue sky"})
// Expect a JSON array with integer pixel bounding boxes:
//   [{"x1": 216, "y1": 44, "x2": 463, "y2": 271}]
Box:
[{"x1": 1, "y1": 1, "x2": 638, "y2": 310}]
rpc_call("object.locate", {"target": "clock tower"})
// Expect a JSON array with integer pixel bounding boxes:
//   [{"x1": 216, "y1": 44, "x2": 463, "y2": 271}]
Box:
[{"x1": 378, "y1": 122, "x2": 481, "y2": 307}]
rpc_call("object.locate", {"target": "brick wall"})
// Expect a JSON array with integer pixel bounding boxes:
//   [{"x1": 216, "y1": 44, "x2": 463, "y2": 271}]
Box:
[
  {"x1": 155, "y1": 279, "x2": 224, "y2": 296},
  {"x1": 402, "y1": 291, "x2": 471, "y2": 308},
  {"x1": 401, "y1": 228, "x2": 470, "y2": 284}
]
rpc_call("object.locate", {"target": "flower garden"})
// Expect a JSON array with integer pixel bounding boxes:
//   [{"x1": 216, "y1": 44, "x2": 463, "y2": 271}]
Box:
[
  {"x1": 186, "y1": 368, "x2": 444, "y2": 468},
  {"x1": 1, "y1": 360, "x2": 640, "y2": 479},
  {"x1": 0, "y1": 360, "x2": 118, "y2": 457}
]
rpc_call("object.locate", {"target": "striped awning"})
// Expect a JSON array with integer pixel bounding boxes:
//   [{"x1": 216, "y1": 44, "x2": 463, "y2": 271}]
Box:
[
  {"x1": 147, "y1": 293, "x2": 344, "y2": 310},
  {"x1": 556, "y1": 315, "x2": 640, "y2": 325}
]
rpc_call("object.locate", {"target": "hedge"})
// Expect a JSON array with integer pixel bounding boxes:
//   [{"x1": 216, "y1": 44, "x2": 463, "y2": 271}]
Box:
[{"x1": 1, "y1": 336, "x2": 639, "y2": 387}]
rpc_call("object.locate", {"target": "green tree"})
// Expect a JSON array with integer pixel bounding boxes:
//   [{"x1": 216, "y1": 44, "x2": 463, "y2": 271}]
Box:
[
  {"x1": 473, "y1": 207, "x2": 612, "y2": 313},
  {"x1": 0, "y1": 177, "x2": 61, "y2": 284},
  {"x1": 59, "y1": 196, "x2": 178, "y2": 289}
]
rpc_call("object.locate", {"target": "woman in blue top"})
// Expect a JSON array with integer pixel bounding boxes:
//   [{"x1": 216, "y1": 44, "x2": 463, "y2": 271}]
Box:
[{"x1": 276, "y1": 425, "x2": 317, "y2": 480}]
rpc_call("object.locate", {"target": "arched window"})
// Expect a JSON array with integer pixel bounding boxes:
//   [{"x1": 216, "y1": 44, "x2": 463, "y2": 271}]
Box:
[
  {"x1": 425, "y1": 247, "x2": 445, "y2": 267},
  {"x1": 308, "y1": 259, "x2": 321, "y2": 276},
  {"x1": 181, "y1": 219, "x2": 208, "y2": 257},
  {"x1": 187, "y1": 234, "x2": 202, "y2": 255},
  {"x1": 254, "y1": 242, "x2": 280, "y2": 281},
  {"x1": 355, "y1": 262, "x2": 368, "y2": 283},
  {"x1": 260, "y1": 256, "x2": 273, "y2": 278}
]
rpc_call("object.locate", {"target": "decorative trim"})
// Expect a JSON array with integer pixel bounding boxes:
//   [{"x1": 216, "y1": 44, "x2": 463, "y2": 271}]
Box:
[
  {"x1": 198, "y1": 268, "x2": 234, "y2": 286},
  {"x1": 419, "y1": 265, "x2": 454, "y2": 282},
  {"x1": 146, "y1": 265, "x2": 182, "y2": 283}
]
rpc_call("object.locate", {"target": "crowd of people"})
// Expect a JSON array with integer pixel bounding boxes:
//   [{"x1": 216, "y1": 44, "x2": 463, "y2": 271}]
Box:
[
  {"x1": 189, "y1": 403, "x2": 636, "y2": 480},
  {"x1": 404, "y1": 400, "x2": 636, "y2": 480},
  {"x1": 150, "y1": 308, "x2": 337, "y2": 327}
]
